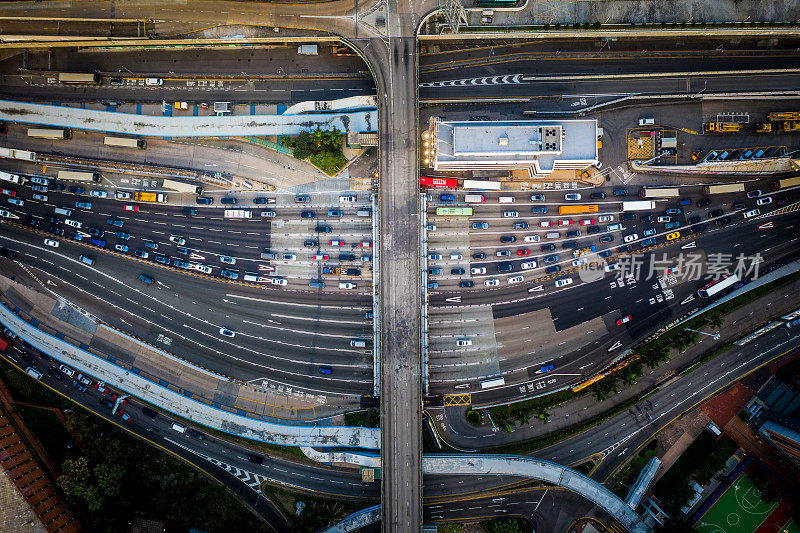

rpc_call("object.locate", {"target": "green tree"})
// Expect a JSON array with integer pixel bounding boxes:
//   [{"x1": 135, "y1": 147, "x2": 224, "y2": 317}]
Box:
[
  {"x1": 58, "y1": 457, "x2": 105, "y2": 511},
  {"x1": 94, "y1": 462, "x2": 124, "y2": 499},
  {"x1": 535, "y1": 406, "x2": 551, "y2": 424},
  {"x1": 465, "y1": 409, "x2": 483, "y2": 426},
  {"x1": 621, "y1": 361, "x2": 642, "y2": 386},
  {"x1": 705, "y1": 311, "x2": 724, "y2": 328}
]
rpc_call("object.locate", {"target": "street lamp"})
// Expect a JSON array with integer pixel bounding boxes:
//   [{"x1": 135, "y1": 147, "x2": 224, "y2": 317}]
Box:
[{"x1": 685, "y1": 328, "x2": 720, "y2": 340}]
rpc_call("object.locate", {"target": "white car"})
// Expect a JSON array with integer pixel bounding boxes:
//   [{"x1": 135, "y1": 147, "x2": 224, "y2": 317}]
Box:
[
  {"x1": 572, "y1": 258, "x2": 587, "y2": 267},
  {"x1": 428, "y1": 253, "x2": 441, "y2": 260},
  {"x1": 145, "y1": 77, "x2": 163, "y2": 86},
  {"x1": 64, "y1": 219, "x2": 82, "y2": 228},
  {"x1": 656, "y1": 216, "x2": 671, "y2": 223},
  {"x1": 59, "y1": 364, "x2": 75, "y2": 377},
  {"x1": 282, "y1": 253, "x2": 297, "y2": 261},
  {"x1": 503, "y1": 211, "x2": 519, "y2": 218},
  {"x1": 471, "y1": 267, "x2": 486, "y2": 275},
  {"x1": 604, "y1": 263, "x2": 620, "y2": 273},
  {"x1": 456, "y1": 338, "x2": 472, "y2": 346},
  {"x1": 523, "y1": 235, "x2": 540, "y2": 243},
  {"x1": 194, "y1": 264, "x2": 212, "y2": 274},
  {"x1": 339, "y1": 282, "x2": 356, "y2": 289},
  {"x1": 598, "y1": 215, "x2": 614, "y2": 223},
  {"x1": 746, "y1": 189, "x2": 761, "y2": 198},
  {"x1": 271, "y1": 277, "x2": 287, "y2": 286},
  {"x1": 508, "y1": 275, "x2": 524, "y2": 284},
  {"x1": 219, "y1": 328, "x2": 235, "y2": 338},
  {"x1": 90, "y1": 190, "x2": 107, "y2": 198},
  {"x1": 539, "y1": 221, "x2": 553, "y2": 228},
  {"x1": 449, "y1": 253, "x2": 462, "y2": 260},
  {"x1": 756, "y1": 197, "x2": 772, "y2": 206},
  {"x1": 32, "y1": 193, "x2": 48, "y2": 201},
  {"x1": 0, "y1": 209, "x2": 14, "y2": 218},
  {"x1": 169, "y1": 235, "x2": 186, "y2": 245},
  {"x1": 623, "y1": 234, "x2": 638, "y2": 243},
  {"x1": 115, "y1": 191, "x2": 132, "y2": 199},
  {"x1": 520, "y1": 261, "x2": 537, "y2": 270},
  {"x1": 44, "y1": 239, "x2": 59, "y2": 248},
  {"x1": 7, "y1": 197, "x2": 23, "y2": 206},
  {"x1": 555, "y1": 277, "x2": 573, "y2": 287},
  {"x1": 743, "y1": 209, "x2": 760, "y2": 218},
  {"x1": 484, "y1": 279, "x2": 499, "y2": 286},
  {"x1": 425, "y1": 224, "x2": 436, "y2": 231},
  {"x1": 220, "y1": 255, "x2": 236, "y2": 264},
  {"x1": 564, "y1": 193, "x2": 581, "y2": 201}
]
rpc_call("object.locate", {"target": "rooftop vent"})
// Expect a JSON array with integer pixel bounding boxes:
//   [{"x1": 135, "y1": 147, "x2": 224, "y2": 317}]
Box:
[{"x1": 498, "y1": 136, "x2": 509, "y2": 146}]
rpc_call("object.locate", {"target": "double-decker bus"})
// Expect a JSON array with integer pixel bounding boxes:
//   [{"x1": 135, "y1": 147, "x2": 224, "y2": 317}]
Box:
[
  {"x1": 57, "y1": 170, "x2": 99, "y2": 182},
  {"x1": 58, "y1": 72, "x2": 100, "y2": 85},
  {"x1": 778, "y1": 176, "x2": 800, "y2": 189},
  {"x1": 27, "y1": 128, "x2": 71, "y2": 140},
  {"x1": 698, "y1": 273, "x2": 739, "y2": 298},
  {"x1": 436, "y1": 207, "x2": 473, "y2": 216},
  {"x1": 420, "y1": 177, "x2": 457, "y2": 189},
  {"x1": 463, "y1": 179, "x2": 502, "y2": 191},
  {"x1": 702, "y1": 183, "x2": 745, "y2": 195},
  {"x1": 639, "y1": 187, "x2": 679, "y2": 199},
  {"x1": 480, "y1": 377, "x2": 506, "y2": 390},
  {"x1": 104, "y1": 136, "x2": 146, "y2": 150},
  {"x1": 0, "y1": 170, "x2": 24, "y2": 185},
  {"x1": 558, "y1": 204, "x2": 599, "y2": 215}
]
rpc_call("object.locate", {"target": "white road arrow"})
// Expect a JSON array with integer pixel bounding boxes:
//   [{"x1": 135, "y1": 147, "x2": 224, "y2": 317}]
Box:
[
  {"x1": 189, "y1": 252, "x2": 206, "y2": 260},
  {"x1": 46, "y1": 279, "x2": 57, "y2": 286},
  {"x1": 257, "y1": 264, "x2": 275, "y2": 272},
  {"x1": 757, "y1": 221, "x2": 774, "y2": 230},
  {"x1": 607, "y1": 340, "x2": 623, "y2": 352},
  {"x1": 681, "y1": 294, "x2": 696, "y2": 305},
  {"x1": 680, "y1": 241, "x2": 697, "y2": 250},
  {"x1": 527, "y1": 285, "x2": 544, "y2": 293},
  {"x1": 445, "y1": 296, "x2": 461, "y2": 303}
]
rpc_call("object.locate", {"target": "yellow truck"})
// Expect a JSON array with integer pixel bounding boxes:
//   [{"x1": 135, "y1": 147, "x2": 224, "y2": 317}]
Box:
[
  {"x1": 756, "y1": 123, "x2": 773, "y2": 133},
  {"x1": 767, "y1": 112, "x2": 800, "y2": 121},
  {"x1": 782, "y1": 121, "x2": 800, "y2": 132},
  {"x1": 133, "y1": 191, "x2": 167, "y2": 203},
  {"x1": 704, "y1": 122, "x2": 741, "y2": 133}
]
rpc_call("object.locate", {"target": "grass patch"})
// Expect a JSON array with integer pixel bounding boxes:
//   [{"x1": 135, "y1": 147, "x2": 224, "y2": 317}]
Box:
[
  {"x1": 573, "y1": 460, "x2": 595, "y2": 475},
  {"x1": 260, "y1": 484, "x2": 374, "y2": 532},
  {"x1": 609, "y1": 439, "x2": 658, "y2": 498},
  {"x1": 344, "y1": 409, "x2": 379, "y2": 428},
  {"x1": 480, "y1": 517, "x2": 535, "y2": 533}
]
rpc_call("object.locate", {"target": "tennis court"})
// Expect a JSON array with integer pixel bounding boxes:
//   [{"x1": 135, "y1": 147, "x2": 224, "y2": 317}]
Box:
[{"x1": 695, "y1": 474, "x2": 777, "y2": 533}]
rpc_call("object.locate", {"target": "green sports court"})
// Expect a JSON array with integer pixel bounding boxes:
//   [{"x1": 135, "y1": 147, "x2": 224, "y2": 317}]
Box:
[{"x1": 695, "y1": 474, "x2": 777, "y2": 533}]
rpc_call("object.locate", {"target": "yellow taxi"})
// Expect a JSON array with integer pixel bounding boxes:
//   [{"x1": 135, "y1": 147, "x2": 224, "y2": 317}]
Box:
[{"x1": 666, "y1": 232, "x2": 681, "y2": 241}]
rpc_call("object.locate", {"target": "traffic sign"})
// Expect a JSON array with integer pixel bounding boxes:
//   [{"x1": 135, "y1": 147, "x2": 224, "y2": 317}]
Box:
[{"x1": 757, "y1": 221, "x2": 774, "y2": 231}]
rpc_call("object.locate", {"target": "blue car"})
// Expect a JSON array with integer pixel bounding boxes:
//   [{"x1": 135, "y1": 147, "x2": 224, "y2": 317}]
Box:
[
  {"x1": 328, "y1": 210, "x2": 343, "y2": 217},
  {"x1": 107, "y1": 218, "x2": 123, "y2": 227},
  {"x1": 144, "y1": 241, "x2": 158, "y2": 249},
  {"x1": 440, "y1": 194, "x2": 455, "y2": 202},
  {"x1": 531, "y1": 207, "x2": 548, "y2": 214},
  {"x1": 318, "y1": 367, "x2": 332, "y2": 375},
  {"x1": 89, "y1": 238, "x2": 106, "y2": 247},
  {"x1": 138, "y1": 274, "x2": 153, "y2": 284}
]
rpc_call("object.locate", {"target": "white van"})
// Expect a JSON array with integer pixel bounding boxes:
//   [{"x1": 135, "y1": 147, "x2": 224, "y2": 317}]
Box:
[
  {"x1": 638, "y1": 117, "x2": 655, "y2": 126},
  {"x1": 499, "y1": 196, "x2": 515, "y2": 203},
  {"x1": 449, "y1": 253, "x2": 462, "y2": 260},
  {"x1": 545, "y1": 232, "x2": 560, "y2": 239},
  {"x1": 64, "y1": 219, "x2": 82, "y2": 228},
  {"x1": 26, "y1": 367, "x2": 43, "y2": 379},
  {"x1": 339, "y1": 195, "x2": 356, "y2": 203},
  {"x1": 54, "y1": 207, "x2": 73, "y2": 217},
  {"x1": 350, "y1": 339, "x2": 366, "y2": 348},
  {"x1": 456, "y1": 338, "x2": 472, "y2": 346},
  {"x1": 555, "y1": 277, "x2": 573, "y2": 288},
  {"x1": 260, "y1": 210, "x2": 276, "y2": 217},
  {"x1": 145, "y1": 77, "x2": 163, "y2": 86},
  {"x1": 356, "y1": 209, "x2": 371, "y2": 217},
  {"x1": 171, "y1": 423, "x2": 186, "y2": 433}
]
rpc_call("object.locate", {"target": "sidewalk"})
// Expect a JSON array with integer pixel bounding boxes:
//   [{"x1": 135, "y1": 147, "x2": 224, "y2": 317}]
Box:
[{"x1": 441, "y1": 278, "x2": 800, "y2": 447}]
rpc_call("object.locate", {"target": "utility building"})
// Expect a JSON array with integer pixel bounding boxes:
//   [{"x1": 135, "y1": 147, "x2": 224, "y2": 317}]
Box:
[{"x1": 425, "y1": 118, "x2": 599, "y2": 178}]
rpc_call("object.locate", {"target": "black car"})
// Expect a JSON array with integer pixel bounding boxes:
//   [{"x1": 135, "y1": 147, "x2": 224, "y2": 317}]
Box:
[
  {"x1": 599, "y1": 250, "x2": 613, "y2": 258},
  {"x1": 182, "y1": 207, "x2": 198, "y2": 216},
  {"x1": 732, "y1": 202, "x2": 745, "y2": 210},
  {"x1": 301, "y1": 211, "x2": 316, "y2": 219},
  {"x1": 599, "y1": 235, "x2": 614, "y2": 243},
  {"x1": 687, "y1": 216, "x2": 702, "y2": 225},
  {"x1": 562, "y1": 240, "x2": 578, "y2": 249},
  {"x1": 540, "y1": 243, "x2": 556, "y2": 251},
  {"x1": 295, "y1": 195, "x2": 310, "y2": 203},
  {"x1": 587, "y1": 226, "x2": 601, "y2": 234},
  {"x1": 345, "y1": 268, "x2": 361, "y2": 276},
  {"x1": 88, "y1": 226, "x2": 103, "y2": 236},
  {"x1": 338, "y1": 253, "x2": 355, "y2": 261},
  {"x1": 315, "y1": 225, "x2": 332, "y2": 233},
  {"x1": 621, "y1": 213, "x2": 636, "y2": 221},
  {"x1": 303, "y1": 240, "x2": 319, "y2": 248},
  {"x1": 697, "y1": 198, "x2": 712, "y2": 207},
  {"x1": 187, "y1": 428, "x2": 205, "y2": 440},
  {"x1": 48, "y1": 368, "x2": 63, "y2": 380},
  {"x1": 50, "y1": 226, "x2": 65, "y2": 236},
  {"x1": 513, "y1": 222, "x2": 528, "y2": 230},
  {"x1": 220, "y1": 197, "x2": 237, "y2": 205},
  {"x1": 545, "y1": 265, "x2": 561, "y2": 274},
  {"x1": 109, "y1": 77, "x2": 124, "y2": 85},
  {"x1": 44, "y1": 214, "x2": 59, "y2": 224},
  {"x1": 640, "y1": 214, "x2": 653, "y2": 223},
  {"x1": 472, "y1": 252, "x2": 486, "y2": 259},
  {"x1": 709, "y1": 209, "x2": 724, "y2": 218},
  {"x1": 196, "y1": 197, "x2": 213, "y2": 204},
  {"x1": 176, "y1": 246, "x2": 192, "y2": 256},
  {"x1": 0, "y1": 248, "x2": 17, "y2": 259},
  {"x1": 22, "y1": 353, "x2": 37, "y2": 365},
  {"x1": 715, "y1": 216, "x2": 731, "y2": 226},
  {"x1": 451, "y1": 268, "x2": 466, "y2": 275},
  {"x1": 247, "y1": 454, "x2": 264, "y2": 464},
  {"x1": 459, "y1": 281, "x2": 475, "y2": 288},
  {"x1": 26, "y1": 216, "x2": 40, "y2": 228},
  {"x1": 100, "y1": 398, "x2": 114, "y2": 408},
  {"x1": 253, "y1": 197, "x2": 270, "y2": 204},
  {"x1": 617, "y1": 244, "x2": 632, "y2": 253},
  {"x1": 590, "y1": 192, "x2": 606, "y2": 199},
  {"x1": 500, "y1": 235, "x2": 517, "y2": 243},
  {"x1": 777, "y1": 195, "x2": 793, "y2": 206},
  {"x1": 68, "y1": 186, "x2": 85, "y2": 194},
  {"x1": 141, "y1": 407, "x2": 158, "y2": 420},
  {"x1": 693, "y1": 224, "x2": 707, "y2": 232},
  {"x1": 49, "y1": 182, "x2": 66, "y2": 191}
]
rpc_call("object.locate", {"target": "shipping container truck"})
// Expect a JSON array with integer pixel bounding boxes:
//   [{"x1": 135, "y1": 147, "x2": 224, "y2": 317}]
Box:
[
  {"x1": 464, "y1": 194, "x2": 486, "y2": 203},
  {"x1": 622, "y1": 200, "x2": 656, "y2": 211},
  {"x1": 162, "y1": 179, "x2": 203, "y2": 195},
  {"x1": 297, "y1": 45, "x2": 318, "y2": 55},
  {"x1": 134, "y1": 191, "x2": 167, "y2": 202}
]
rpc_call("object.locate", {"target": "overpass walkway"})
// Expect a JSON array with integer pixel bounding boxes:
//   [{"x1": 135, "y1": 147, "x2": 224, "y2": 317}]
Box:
[{"x1": 0, "y1": 99, "x2": 376, "y2": 137}]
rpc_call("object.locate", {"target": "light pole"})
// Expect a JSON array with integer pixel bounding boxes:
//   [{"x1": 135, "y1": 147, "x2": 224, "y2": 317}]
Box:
[{"x1": 685, "y1": 328, "x2": 720, "y2": 340}]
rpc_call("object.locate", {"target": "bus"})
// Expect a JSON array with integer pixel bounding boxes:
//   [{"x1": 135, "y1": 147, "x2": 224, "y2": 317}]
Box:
[
  {"x1": 463, "y1": 179, "x2": 502, "y2": 191},
  {"x1": 779, "y1": 176, "x2": 800, "y2": 189},
  {"x1": 464, "y1": 194, "x2": 485, "y2": 203},
  {"x1": 420, "y1": 177, "x2": 457, "y2": 189},
  {"x1": 698, "y1": 273, "x2": 739, "y2": 298},
  {"x1": 0, "y1": 170, "x2": 24, "y2": 185},
  {"x1": 480, "y1": 377, "x2": 506, "y2": 390},
  {"x1": 639, "y1": 188, "x2": 679, "y2": 199},
  {"x1": 57, "y1": 170, "x2": 99, "y2": 182},
  {"x1": 27, "y1": 128, "x2": 71, "y2": 140},
  {"x1": 58, "y1": 72, "x2": 100, "y2": 85},
  {"x1": 104, "y1": 136, "x2": 146, "y2": 150},
  {"x1": 702, "y1": 183, "x2": 745, "y2": 195},
  {"x1": 436, "y1": 207, "x2": 473, "y2": 216},
  {"x1": 162, "y1": 179, "x2": 202, "y2": 195},
  {"x1": 558, "y1": 204, "x2": 599, "y2": 215}
]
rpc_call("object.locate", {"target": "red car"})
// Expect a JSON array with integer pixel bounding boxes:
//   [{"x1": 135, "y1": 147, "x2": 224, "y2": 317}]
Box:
[
  {"x1": 580, "y1": 219, "x2": 595, "y2": 226},
  {"x1": 558, "y1": 219, "x2": 573, "y2": 226},
  {"x1": 516, "y1": 249, "x2": 530, "y2": 256},
  {"x1": 110, "y1": 393, "x2": 126, "y2": 406},
  {"x1": 0, "y1": 188, "x2": 15, "y2": 197},
  {"x1": 123, "y1": 205, "x2": 139, "y2": 212},
  {"x1": 616, "y1": 315, "x2": 632, "y2": 326},
  {"x1": 94, "y1": 382, "x2": 109, "y2": 394},
  {"x1": 118, "y1": 409, "x2": 132, "y2": 423},
  {"x1": 329, "y1": 240, "x2": 344, "y2": 246}
]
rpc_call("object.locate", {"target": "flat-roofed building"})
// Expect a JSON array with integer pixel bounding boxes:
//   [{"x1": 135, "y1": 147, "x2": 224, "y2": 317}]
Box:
[{"x1": 425, "y1": 118, "x2": 599, "y2": 178}]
